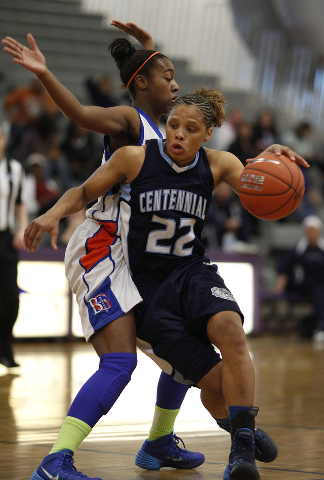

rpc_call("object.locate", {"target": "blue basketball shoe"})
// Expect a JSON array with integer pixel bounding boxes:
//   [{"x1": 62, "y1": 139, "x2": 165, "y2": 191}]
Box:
[
  {"x1": 223, "y1": 429, "x2": 274, "y2": 479},
  {"x1": 30, "y1": 449, "x2": 102, "y2": 480},
  {"x1": 224, "y1": 428, "x2": 260, "y2": 480},
  {"x1": 135, "y1": 432, "x2": 205, "y2": 469},
  {"x1": 254, "y1": 427, "x2": 278, "y2": 463}
]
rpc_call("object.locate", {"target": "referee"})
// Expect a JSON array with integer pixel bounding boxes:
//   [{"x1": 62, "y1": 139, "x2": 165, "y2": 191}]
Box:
[{"x1": 0, "y1": 126, "x2": 28, "y2": 367}]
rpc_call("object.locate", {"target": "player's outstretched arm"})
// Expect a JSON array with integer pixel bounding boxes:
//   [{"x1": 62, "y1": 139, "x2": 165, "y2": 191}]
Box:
[
  {"x1": 253, "y1": 144, "x2": 310, "y2": 168},
  {"x1": 24, "y1": 146, "x2": 141, "y2": 252},
  {"x1": 111, "y1": 20, "x2": 154, "y2": 50},
  {"x1": 23, "y1": 185, "x2": 94, "y2": 252},
  {"x1": 2, "y1": 34, "x2": 135, "y2": 136}
]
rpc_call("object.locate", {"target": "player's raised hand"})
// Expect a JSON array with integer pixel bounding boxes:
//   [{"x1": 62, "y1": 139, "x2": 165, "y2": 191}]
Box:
[
  {"x1": 111, "y1": 20, "x2": 154, "y2": 50},
  {"x1": 24, "y1": 213, "x2": 60, "y2": 252},
  {"x1": 2, "y1": 33, "x2": 46, "y2": 76},
  {"x1": 248, "y1": 144, "x2": 310, "y2": 168}
]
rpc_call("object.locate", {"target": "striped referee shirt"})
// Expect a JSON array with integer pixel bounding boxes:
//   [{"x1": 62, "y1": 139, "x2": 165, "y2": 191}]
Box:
[{"x1": 0, "y1": 156, "x2": 26, "y2": 232}]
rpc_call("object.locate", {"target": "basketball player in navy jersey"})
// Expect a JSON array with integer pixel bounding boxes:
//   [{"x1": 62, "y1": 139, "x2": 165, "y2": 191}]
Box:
[
  {"x1": 24, "y1": 86, "x2": 308, "y2": 479},
  {"x1": 4, "y1": 27, "x2": 305, "y2": 480}
]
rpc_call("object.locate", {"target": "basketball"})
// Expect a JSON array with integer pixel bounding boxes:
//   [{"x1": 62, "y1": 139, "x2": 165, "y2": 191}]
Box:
[{"x1": 238, "y1": 153, "x2": 305, "y2": 220}]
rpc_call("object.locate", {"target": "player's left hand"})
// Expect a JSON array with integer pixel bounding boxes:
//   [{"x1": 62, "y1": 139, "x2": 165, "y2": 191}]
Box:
[
  {"x1": 111, "y1": 20, "x2": 154, "y2": 50},
  {"x1": 248, "y1": 144, "x2": 310, "y2": 168},
  {"x1": 24, "y1": 213, "x2": 60, "y2": 252}
]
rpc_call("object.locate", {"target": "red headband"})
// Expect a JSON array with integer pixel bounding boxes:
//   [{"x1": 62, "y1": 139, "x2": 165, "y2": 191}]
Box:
[{"x1": 126, "y1": 51, "x2": 160, "y2": 89}]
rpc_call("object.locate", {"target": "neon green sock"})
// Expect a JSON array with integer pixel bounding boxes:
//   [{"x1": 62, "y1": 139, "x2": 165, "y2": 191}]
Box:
[
  {"x1": 50, "y1": 416, "x2": 92, "y2": 454},
  {"x1": 148, "y1": 405, "x2": 180, "y2": 441}
]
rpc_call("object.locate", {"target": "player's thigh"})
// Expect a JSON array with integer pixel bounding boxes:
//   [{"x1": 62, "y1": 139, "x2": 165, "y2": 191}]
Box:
[
  {"x1": 182, "y1": 262, "x2": 243, "y2": 338},
  {"x1": 90, "y1": 310, "x2": 137, "y2": 356}
]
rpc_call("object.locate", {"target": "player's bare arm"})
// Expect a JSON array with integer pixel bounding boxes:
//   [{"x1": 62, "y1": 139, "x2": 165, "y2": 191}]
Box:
[
  {"x1": 2, "y1": 34, "x2": 140, "y2": 137},
  {"x1": 24, "y1": 146, "x2": 145, "y2": 252},
  {"x1": 206, "y1": 148, "x2": 244, "y2": 193},
  {"x1": 111, "y1": 20, "x2": 155, "y2": 50}
]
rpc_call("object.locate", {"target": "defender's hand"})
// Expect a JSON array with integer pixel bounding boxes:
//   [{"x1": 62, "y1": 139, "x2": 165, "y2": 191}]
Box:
[
  {"x1": 111, "y1": 20, "x2": 154, "y2": 50},
  {"x1": 2, "y1": 33, "x2": 46, "y2": 75}
]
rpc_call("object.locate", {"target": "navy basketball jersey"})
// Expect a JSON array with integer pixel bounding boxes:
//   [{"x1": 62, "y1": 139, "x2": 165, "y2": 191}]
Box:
[{"x1": 120, "y1": 138, "x2": 214, "y2": 279}]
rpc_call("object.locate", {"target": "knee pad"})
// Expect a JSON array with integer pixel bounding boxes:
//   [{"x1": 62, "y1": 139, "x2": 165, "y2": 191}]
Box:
[{"x1": 99, "y1": 352, "x2": 137, "y2": 414}]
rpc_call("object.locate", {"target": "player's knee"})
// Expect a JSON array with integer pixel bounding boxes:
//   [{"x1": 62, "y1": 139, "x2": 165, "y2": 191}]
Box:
[
  {"x1": 203, "y1": 378, "x2": 223, "y2": 397},
  {"x1": 99, "y1": 352, "x2": 137, "y2": 413},
  {"x1": 208, "y1": 311, "x2": 245, "y2": 349}
]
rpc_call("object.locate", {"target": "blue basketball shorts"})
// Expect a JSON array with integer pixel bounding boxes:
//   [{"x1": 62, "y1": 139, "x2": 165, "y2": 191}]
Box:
[{"x1": 134, "y1": 259, "x2": 244, "y2": 384}]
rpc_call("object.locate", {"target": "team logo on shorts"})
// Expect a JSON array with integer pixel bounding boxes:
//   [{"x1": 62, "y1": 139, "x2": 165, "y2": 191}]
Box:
[
  {"x1": 89, "y1": 294, "x2": 112, "y2": 314},
  {"x1": 211, "y1": 287, "x2": 236, "y2": 302}
]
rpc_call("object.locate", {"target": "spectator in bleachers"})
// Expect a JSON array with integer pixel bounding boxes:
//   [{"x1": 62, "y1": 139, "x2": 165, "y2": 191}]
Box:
[
  {"x1": 208, "y1": 106, "x2": 244, "y2": 151},
  {"x1": 25, "y1": 153, "x2": 61, "y2": 217},
  {"x1": 282, "y1": 121, "x2": 324, "y2": 197},
  {"x1": 252, "y1": 109, "x2": 280, "y2": 155},
  {"x1": 4, "y1": 78, "x2": 59, "y2": 160},
  {"x1": 24, "y1": 152, "x2": 85, "y2": 245},
  {"x1": 15, "y1": 114, "x2": 71, "y2": 192},
  {"x1": 281, "y1": 121, "x2": 324, "y2": 220},
  {"x1": 291, "y1": 172, "x2": 323, "y2": 221},
  {"x1": 84, "y1": 74, "x2": 119, "y2": 108},
  {"x1": 282, "y1": 121, "x2": 320, "y2": 166},
  {"x1": 61, "y1": 122, "x2": 101, "y2": 185},
  {"x1": 204, "y1": 182, "x2": 256, "y2": 252},
  {"x1": 228, "y1": 121, "x2": 256, "y2": 166},
  {"x1": 275, "y1": 215, "x2": 324, "y2": 341}
]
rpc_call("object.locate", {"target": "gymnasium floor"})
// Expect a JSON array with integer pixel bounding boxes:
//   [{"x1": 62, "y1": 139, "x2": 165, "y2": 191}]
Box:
[{"x1": 1, "y1": 335, "x2": 324, "y2": 480}]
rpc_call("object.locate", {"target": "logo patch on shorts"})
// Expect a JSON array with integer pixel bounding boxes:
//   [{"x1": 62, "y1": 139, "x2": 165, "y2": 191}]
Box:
[
  {"x1": 89, "y1": 294, "x2": 112, "y2": 314},
  {"x1": 211, "y1": 287, "x2": 236, "y2": 302}
]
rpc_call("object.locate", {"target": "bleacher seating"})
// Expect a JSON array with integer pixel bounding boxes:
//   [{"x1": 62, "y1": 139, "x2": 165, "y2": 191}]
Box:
[{"x1": 0, "y1": 0, "x2": 219, "y2": 118}]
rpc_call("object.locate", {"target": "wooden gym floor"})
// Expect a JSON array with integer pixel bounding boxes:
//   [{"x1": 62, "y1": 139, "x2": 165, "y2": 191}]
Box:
[{"x1": 1, "y1": 335, "x2": 324, "y2": 480}]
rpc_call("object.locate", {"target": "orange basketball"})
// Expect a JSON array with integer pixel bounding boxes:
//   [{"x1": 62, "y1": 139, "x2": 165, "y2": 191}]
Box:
[{"x1": 238, "y1": 153, "x2": 305, "y2": 220}]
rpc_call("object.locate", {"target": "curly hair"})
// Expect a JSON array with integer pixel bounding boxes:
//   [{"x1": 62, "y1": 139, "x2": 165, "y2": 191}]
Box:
[{"x1": 173, "y1": 86, "x2": 227, "y2": 129}]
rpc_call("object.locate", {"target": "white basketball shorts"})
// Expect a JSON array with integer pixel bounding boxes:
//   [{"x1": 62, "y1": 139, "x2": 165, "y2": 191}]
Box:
[{"x1": 65, "y1": 218, "x2": 142, "y2": 341}]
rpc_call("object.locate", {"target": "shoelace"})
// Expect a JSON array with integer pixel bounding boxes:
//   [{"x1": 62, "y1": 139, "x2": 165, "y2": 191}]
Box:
[
  {"x1": 231, "y1": 434, "x2": 255, "y2": 465},
  {"x1": 60, "y1": 454, "x2": 87, "y2": 478},
  {"x1": 169, "y1": 434, "x2": 192, "y2": 458}
]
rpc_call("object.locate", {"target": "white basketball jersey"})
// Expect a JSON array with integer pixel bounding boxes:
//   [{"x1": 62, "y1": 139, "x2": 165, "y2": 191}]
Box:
[{"x1": 85, "y1": 108, "x2": 164, "y2": 231}]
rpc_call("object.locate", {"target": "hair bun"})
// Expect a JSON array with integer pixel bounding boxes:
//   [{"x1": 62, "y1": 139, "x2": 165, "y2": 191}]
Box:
[{"x1": 109, "y1": 38, "x2": 136, "y2": 69}]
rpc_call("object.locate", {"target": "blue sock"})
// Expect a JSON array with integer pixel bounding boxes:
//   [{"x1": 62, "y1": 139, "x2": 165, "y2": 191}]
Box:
[
  {"x1": 156, "y1": 371, "x2": 190, "y2": 410},
  {"x1": 228, "y1": 406, "x2": 250, "y2": 420},
  {"x1": 68, "y1": 352, "x2": 137, "y2": 427},
  {"x1": 216, "y1": 416, "x2": 231, "y2": 433}
]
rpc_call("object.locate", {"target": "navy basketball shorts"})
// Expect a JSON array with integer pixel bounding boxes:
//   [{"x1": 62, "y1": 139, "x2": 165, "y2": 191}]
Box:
[{"x1": 134, "y1": 260, "x2": 244, "y2": 385}]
